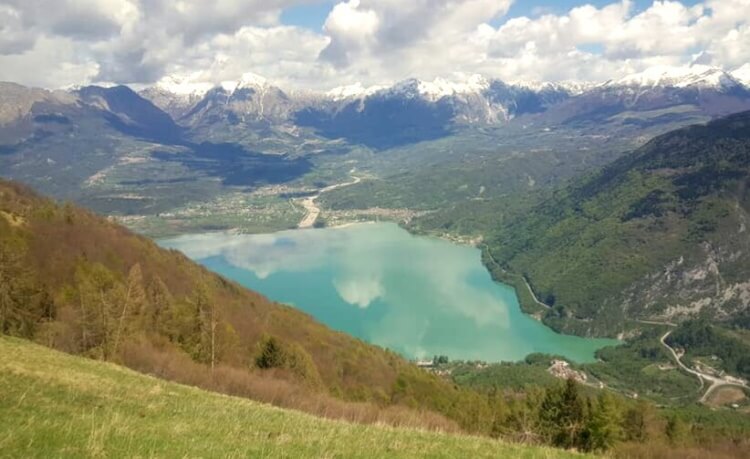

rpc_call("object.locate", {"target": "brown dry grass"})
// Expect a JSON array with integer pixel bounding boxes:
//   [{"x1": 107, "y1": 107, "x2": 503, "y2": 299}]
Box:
[
  {"x1": 118, "y1": 338, "x2": 460, "y2": 433},
  {"x1": 704, "y1": 386, "x2": 748, "y2": 408},
  {"x1": 615, "y1": 439, "x2": 750, "y2": 459},
  {"x1": 0, "y1": 336, "x2": 593, "y2": 459}
]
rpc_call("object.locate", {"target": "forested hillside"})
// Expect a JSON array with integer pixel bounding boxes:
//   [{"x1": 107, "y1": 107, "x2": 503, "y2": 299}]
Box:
[{"x1": 484, "y1": 110, "x2": 750, "y2": 337}]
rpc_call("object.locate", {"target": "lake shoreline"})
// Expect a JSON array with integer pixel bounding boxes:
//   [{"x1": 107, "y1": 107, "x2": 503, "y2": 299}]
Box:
[{"x1": 161, "y1": 222, "x2": 619, "y2": 364}]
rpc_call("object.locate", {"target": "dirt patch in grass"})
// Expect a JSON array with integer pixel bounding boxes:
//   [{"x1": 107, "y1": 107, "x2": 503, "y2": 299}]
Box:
[{"x1": 705, "y1": 386, "x2": 747, "y2": 407}]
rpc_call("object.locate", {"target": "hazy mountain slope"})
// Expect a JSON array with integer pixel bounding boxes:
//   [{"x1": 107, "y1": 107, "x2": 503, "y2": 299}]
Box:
[
  {"x1": 0, "y1": 179, "x2": 493, "y2": 433},
  {"x1": 485, "y1": 110, "x2": 750, "y2": 337},
  {"x1": 535, "y1": 67, "x2": 750, "y2": 134},
  {"x1": 0, "y1": 83, "x2": 168, "y2": 207},
  {"x1": 76, "y1": 85, "x2": 182, "y2": 143},
  {"x1": 138, "y1": 76, "x2": 213, "y2": 120},
  {"x1": 0, "y1": 83, "x2": 80, "y2": 136},
  {"x1": 0, "y1": 82, "x2": 83, "y2": 145},
  {"x1": 0, "y1": 83, "x2": 314, "y2": 219},
  {"x1": 0, "y1": 336, "x2": 585, "y2": 459}
]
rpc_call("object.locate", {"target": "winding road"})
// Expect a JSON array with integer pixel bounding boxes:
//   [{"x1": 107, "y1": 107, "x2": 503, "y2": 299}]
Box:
[
  {"x1": 481, "y1": 245, "x2": 552, "y2": 310},
  {"x1": 297, "y1": 175, "x2": 361, "y2": 228},
  {"x1": 659, "y1": 330, "x2": 748, "y2": 403},
  {"x1": 463, "y1": 241, "x2": 749, "y2": 404}
]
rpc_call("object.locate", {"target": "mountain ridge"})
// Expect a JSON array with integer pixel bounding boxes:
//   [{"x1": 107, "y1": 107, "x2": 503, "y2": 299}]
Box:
[
  {"x1": 483, "y1": 110, "x2": 750, "y2": 337},
  {"x1": 143, "y1": 63, "x2": 750, "y2": 102}
]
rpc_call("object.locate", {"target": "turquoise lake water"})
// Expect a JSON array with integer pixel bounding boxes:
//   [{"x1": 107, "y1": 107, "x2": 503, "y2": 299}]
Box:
[{"x1": 161, "y1": 222, "x2": 618, "y2": 362}]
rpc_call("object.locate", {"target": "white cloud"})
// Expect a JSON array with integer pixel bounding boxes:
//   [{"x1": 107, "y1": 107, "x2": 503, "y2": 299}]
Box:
[
  {"x1": 319, "y1": 0, "x2": 513, "y2": 78},
  {"x1": 475, "y1": 0, "x2": 750, "y2": 82},
  {"x1": 0, "y1": 0, "x2": 749, "y2": 89},
  {"x1": 334, "y1": 274, "x2": 384, "y2": 308},
  {"x1": 0, "y1": 0, "x2": 313, "y2": 86},
  {"x1": 0, "y1": 35, "x2": 99, "y2": 88}
]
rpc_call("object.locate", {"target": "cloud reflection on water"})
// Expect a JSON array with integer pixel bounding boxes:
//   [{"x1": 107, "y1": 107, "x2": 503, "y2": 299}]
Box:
[
  {"x1": 162, "y1": 223, "x2": 616, "y2": 362},
  {"x1": 166, "y1": 224, "x2": 510, "y2": 326}
]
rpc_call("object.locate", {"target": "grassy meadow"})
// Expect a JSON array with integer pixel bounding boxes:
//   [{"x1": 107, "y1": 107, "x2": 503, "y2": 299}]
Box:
[{"x1": 0, "y1": 336, "x2": 588, "y2": 458}]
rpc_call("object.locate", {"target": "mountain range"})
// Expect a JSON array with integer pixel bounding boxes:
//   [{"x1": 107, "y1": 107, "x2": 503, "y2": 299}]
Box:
[
  {"x1": 139, "y1": 65, "x2": 750, "y2": 148},
  {"x1": 1, "y1": 63, "x2": 750, "y2": 232},
  {"x1": 1, "y1": 64, "x2": 749, "y2": 153}
]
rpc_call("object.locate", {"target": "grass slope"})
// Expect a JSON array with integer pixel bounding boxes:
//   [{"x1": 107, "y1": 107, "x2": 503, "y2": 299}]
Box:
[{"x1": 0, "y1": 336, "x2": 585, "y2": 459}]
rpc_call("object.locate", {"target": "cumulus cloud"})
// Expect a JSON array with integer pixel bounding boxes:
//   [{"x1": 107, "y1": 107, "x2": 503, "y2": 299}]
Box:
[
  {"x1": 319, "y1": 0, "x2": 380, "y2": 67},
  {"x1": 0, "y1": 0, "x2": 314, "y2": 86},
  {"x1": 334, "y1": 274, "x2": 384, "y2": 308},
  {"x1": 473, "y1": 0, "x2": 750, "y2": 82},
  {"x1": 319, "y1": 0, "x2": 513, "y2": 75},
  {"x1": 316, "y1": 0, "x2": 750, "y2": 86},
  {"x1": 0, "y1": 0, "x2": 749, "y2": 89},
  {"x1": 0, "y1": 5, "x2": 36, "y2": 54},
  {"x1": 3, "y1": 0, "x2": 138, "y2": 41}
]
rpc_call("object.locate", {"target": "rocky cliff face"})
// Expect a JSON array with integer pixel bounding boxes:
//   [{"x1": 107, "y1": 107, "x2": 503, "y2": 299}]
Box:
[{"x1": 622, "y1": 214, "x2": 750, "y2": 323}]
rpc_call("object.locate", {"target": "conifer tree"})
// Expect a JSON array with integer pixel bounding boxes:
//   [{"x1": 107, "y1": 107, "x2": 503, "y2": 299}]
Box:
[
  {"x1": 666, "y1": 414, "x2": 690, "y2": 444},
  {"x1": 256, "y1": 335, "x2": 286, "y2": 369},
  {"x1": 623, "y1": 400, "x2": 654, "y2": 442},
  {"x1": 112, "y1": 263, "x2": 146, "y2": 355},
  {"x1": 586, "y1": 391, "x2": 624, "y2": 451},
  {"x1": 0, "y1": 242, "x2": 39, "y2": 336},
  {"x1": 141, "y1": 275, "x2": 173, "y2": 333},
  {"x1": 539, "y1": 378, "x2": 588, "y2": 449}
]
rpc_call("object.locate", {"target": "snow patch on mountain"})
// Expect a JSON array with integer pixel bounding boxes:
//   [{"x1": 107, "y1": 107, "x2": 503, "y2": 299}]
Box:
[
  {"x1": 415, "y1": 75, "x2": 490, "y2": 101},
  {"x1": 512, "y1": 80, "x2": 596, "y2": 96},
  {"x1": 732, "y1": 64, "x2": 750, "y2": 87},
  {"x1": 378, "y1": 75, "x2": 491, "y2": 102},
  {"x1": 219, "y1": 72, "x2": 273, "y2": 93},
  {"x1": 326, "y1": 82, "x2": 385, "y2": 101},
  {"x1": 155, "y1": 76, "x2": 214, "y2": 97},
  {"x1": 608, "y1": 65, "x2": 741, "y2": 90}
]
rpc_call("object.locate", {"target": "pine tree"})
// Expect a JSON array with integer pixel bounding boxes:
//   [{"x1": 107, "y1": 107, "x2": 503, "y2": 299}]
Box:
[
  {"x1": 142, "y1": 275, "x2": 173, "y2": 334},
  {"x1": 623, "y1": 400, "x2": 654, "y2": 442},
  {"x1": 666, "y1": 414, "x2": 690, "y2": 444},
  {"x1": 0, "y1": 242, "x2": 36, "y2": 336},
  {"x1": 539, "y1": 378, "x2": 588, "y2": 449},
  {"x1": 189, "y1": 284, "x2": 218, "y2": 368},
  {"x1": 256, "y1": 335, "x2": 286, "y2": 369},
  {"x1": 586, "y1": 391, "x2": 624, "y2": 451},
  {"x1": 73, "y1": 262, "x2": 119, "y2": 357},
  {"x1": 112, "y1": 263, "x2": 146, "y2": 356}
]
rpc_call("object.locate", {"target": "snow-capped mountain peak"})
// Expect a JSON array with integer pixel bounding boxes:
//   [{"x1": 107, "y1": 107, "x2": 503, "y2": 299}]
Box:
[
  {"x1": 383, "y1": 75, "x2": 490, "y2": 102},
  {"x1": 416, "y1": 75, "x2": 489, "y2": 101},
  {"x1": 608, "y1": 65, "x2": 740, "y2": 90},
  {"x1": 326, "y1": 82, "x2": 385, "y2": 101},
  {"x1": 220, "y1": 72, "x2": 274, "y2": 93},
  {"x1": 732, "y1": 63, "x2": 750, "y2": 87},
  {"x1": 154, "y1": 76, "x2": 214, "y2": 97},
  {"x1": 509, "y1": 80, "x2": 595, "y2": 95}
]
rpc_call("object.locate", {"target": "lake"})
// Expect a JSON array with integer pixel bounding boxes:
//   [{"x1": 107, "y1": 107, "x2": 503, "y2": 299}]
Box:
[{"x1": 161, "y1": 222, "x2": 618, "y2": 362}]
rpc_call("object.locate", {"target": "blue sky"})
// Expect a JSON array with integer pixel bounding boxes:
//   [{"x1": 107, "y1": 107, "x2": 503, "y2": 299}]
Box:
[
  {"x1": 280, "y1": 1, "x2": 337, "y2": 30},
  {"x1": 281, "y1": 0, "x2": 706, "y2": 31},
  {"x1": 505, "y1": 0, "x2": 703, "y2": 18}
]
